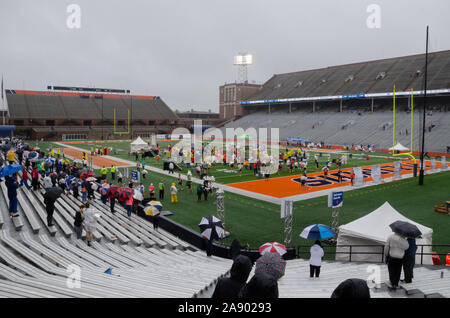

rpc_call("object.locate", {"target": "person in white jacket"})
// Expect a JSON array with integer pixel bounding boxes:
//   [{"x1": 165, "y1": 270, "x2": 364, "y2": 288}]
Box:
[
  {"x1": 309, "y1": 240, "x2": 324, "y2": 278},
  {"x1": 384, "y1": 233, "x2": 409, "y2": 289}
]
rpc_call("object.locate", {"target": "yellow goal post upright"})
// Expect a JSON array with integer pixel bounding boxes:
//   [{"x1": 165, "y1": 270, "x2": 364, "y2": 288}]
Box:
[
  {"x1": 392, "y1": 85, "x2": 417, "y2": 163},
  {"x1": 113, "y1": 107, "x2": 131, "y2": 136}
]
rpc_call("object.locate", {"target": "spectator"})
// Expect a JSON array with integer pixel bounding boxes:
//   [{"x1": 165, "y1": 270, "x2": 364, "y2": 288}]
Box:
[
  {"x1": 83, "y1": 202, "x2": 97, "y2": 247},
  {"x1": 117, "y1": 170, "x2": 123, "y2": 184},
  {"x1": 230, "y1": 238, "x2": 249, "y2": 261},
  {"x1": 43, "y1": 173, "x2": 52, "y2": 189},
  {"x1": 142, "y1": 168, "x2": 147, "y2": 179},
  {"x1": 153, "y1": 211, "x2": 160, "y2": 231},
  {"x1": 43, "y1": 191, "x2": 56, "y2": 227},
  {"x1": 110, "y1": 165, "x2": 116, "y2": 180},
  {"x1": 170, "y1": 183, "x2": 178, "y2": 203},
  {"x1": 6, "y1": 174, "x2": 21, "y2": 217},
  {"x1": 309, "y1": 240, "x2": 324, "y2": 278},
  {"x1": 168, "y1": 161, "x2": 174, "y2": 174},
  {"x1": 21, "y1": 169, "x2": 30, "y2": 190},
  {"x1": 31, "y1": 166, "x2": 40, "y2": 190},
  {"x1": 74, "y1": 204, "x2": 85, "y2": 240},
  {"x1": 238, "y1": 272, "x2": 278, "y2": 298},
  {"x1": 158, "y1": 181, "x2": 165, "y2": 200},
  {"x1": 212, "y1": 255, "x2": 253, "y2": 298},
  {"x1": 331, "y1": 279, "x2": 371, "y2": 298},
  {"x1": 125, "y1": 192, "x2": 134, "y2": 218},
  {"x1": 148, "y1": 183, "x2": 155, "y2": 200},
  {"x1": 384, "y1": 232, "x2": 409, "y2": 289},
  {"x1": 196, "y1": 183, "x2": 203, "y2": 202},
  {"x1": 402, "y1": 238, "x2": 417, "y2": 284}
]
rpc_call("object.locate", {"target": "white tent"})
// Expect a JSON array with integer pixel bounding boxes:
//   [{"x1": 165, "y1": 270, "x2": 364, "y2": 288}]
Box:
[
  {"x1": 336, "y1": 202, "x2": 433, "y2": 264},
  {"x1": 130, "y1": 136, "x2": 149, "y2": 152},
  {"x1": 389, "y1": 142, "x2": 410, "y2": 151}
]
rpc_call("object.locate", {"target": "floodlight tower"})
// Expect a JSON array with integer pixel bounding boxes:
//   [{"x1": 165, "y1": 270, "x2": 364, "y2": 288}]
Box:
[{"x1": 234, "y1": 53, "x2": 253, "y2": 83}]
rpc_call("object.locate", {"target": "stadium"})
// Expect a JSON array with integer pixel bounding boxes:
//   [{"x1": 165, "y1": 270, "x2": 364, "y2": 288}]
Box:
[{"x1": 0, "y1": 1, "x2": 449, "y2": 303}]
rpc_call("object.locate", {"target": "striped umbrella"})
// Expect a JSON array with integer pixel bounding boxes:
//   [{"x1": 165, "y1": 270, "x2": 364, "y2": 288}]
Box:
[
  {"x1": 300, "y1": 224, "x2": 336, "y2": 240},
  {"x1": 255, "y1": 252, "x2": 286, "y2": 280},
  {"x1": 144, "y1": 200, "x2": 163, "y2": 216},
  {"x1": 259, "y1": 242, "x2": 287, "y2": 256},
  {"x1": 199, "y1": 215, "x2": 224, "y2": 241}
]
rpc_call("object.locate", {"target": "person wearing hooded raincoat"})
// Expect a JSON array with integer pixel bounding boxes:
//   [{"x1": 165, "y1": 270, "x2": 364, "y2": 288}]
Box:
[
  {"x1": 238, "y1": 272, "x2": 278, "y2": 298},
  {"x1": 331, "y1": 278, "x2": 371, "y2": 298},
  {"x1": 212, "y1": 255, "x2": 252, "y2": 298}
]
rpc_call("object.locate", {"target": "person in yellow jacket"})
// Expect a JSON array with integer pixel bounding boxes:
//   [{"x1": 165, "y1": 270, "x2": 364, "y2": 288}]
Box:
[
  {"x1": 7, "y1": 150, "x2": 15, "y2": 164},
  {"x1": 100, "y1": 166, "x2": 108, "y2": 180},
  {"x1": 170, "y1": 183, "x2": 178, "y2": 203},
  {"x1": 110, "y1": 165, "x2": 116, "y2": 180}
]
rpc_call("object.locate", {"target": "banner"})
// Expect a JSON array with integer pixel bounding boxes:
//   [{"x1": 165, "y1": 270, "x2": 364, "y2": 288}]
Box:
[
  {"x1": 371, "y1": 164, "x2": 381, "y2": 183},
  {"x1": 353, "y1": 167, "x2": 364, "y2": 186},
  {"x1": 442, "y1": 156, "x2": 448, "y2": 171},
  {"x1": 328, "y1": 191, "x2": 343, "y2": 208},
  {"x1": 394, "y1": 162, "x2": 401, "y2": 179},
  {"x1": 131, "y1": 170, "x2": 140, "y2": 183},
  {"x1": 431, "y1": 158, "x2": 436, "y2": 171}
]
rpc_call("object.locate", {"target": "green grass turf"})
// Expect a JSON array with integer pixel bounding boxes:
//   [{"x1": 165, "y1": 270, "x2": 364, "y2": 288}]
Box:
[
  {"x1": 61, "y1": 140, "x2": 405, "y2": 184},
  {"x1": 34, "y1": 140, "x2": 450, "y2": 261}
]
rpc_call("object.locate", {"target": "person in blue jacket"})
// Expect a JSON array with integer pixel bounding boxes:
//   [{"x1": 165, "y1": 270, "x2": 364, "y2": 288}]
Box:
[{"x1": 6, "y1": 173, "x2": 22, "y2": 217}]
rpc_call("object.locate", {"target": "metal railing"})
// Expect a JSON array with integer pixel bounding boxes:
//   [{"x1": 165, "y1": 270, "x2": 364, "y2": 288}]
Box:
[{"x1": 296, "y1": 244, "x2": 450, "y2": 265}]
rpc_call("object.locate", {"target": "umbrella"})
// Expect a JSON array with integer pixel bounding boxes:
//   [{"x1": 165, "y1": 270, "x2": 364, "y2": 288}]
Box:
[
  {"x1": 259, "y1": 242, "x2": 287, "y2": 256},
  {"x1": 389, "y1": 221, "x2": 422, "y2": 238},
  {"x1": 118, "y1": 188, "x2": 133, "y2": 202},
  {"x1": 86, "y1": 177, "x2": 96, "y2": 182},
  {"x1": 46, "y1": 157, "x2": 56, "y2": 164},
  {"x1": 28, "y1": 151, "x2": 39, "y2": 162},
  {"x1": 106, "y1": 185, "x2": 122, "y2": 198},
  {"x1": 199, "y1": 215, "x2": 225, "y2": 240},
  {"x1": 133, "y1": 189, "x2": 143, "y2": 201},
  {"x1": 44, "y1": 187, "x2": 63, "y2": 201},
  {"x1": 0, "y1": 164, "x2": 24, "y2": 178},
  {"x1": 255, "y1": 252, "x2": 286, "y2": 280},
  {"x1": 144, "y1": 200, "x2": 163, "y2": 216},
  {"x1": 300, "y1": 224, "x2": 336, "y2": 240}
]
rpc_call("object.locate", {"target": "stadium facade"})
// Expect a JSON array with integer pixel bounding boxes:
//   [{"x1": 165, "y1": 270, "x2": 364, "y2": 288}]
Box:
[
  {"x1": 220, "y1": 50, "x2": 450, "y2": 153},
  {"x1": 4, "y1": 88, "x2": 223, "y2": 141}
]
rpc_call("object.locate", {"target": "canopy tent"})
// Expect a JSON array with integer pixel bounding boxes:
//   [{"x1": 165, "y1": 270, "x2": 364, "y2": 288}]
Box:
[
  {"x1": 237, "y1": 134, "x2": 250, "y2": 140},
  {"x1": 130, "y1": 136, "x2": 149, "y2": 152},
  {"x1": 389, "y1": 142, "x2": 410, "y2": 151},
  {"x1": 336, "y1": 202, "x2": 433, "y2": 264}
]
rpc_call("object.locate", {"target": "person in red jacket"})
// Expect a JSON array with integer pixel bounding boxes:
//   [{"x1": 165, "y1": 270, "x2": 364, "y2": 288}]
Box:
[
  {"x1": 21, "y1": 169, "x2": 30, "y2": 189},
  {"x1": 31, "y1": 167, "x2": 40, "y2": 191}
]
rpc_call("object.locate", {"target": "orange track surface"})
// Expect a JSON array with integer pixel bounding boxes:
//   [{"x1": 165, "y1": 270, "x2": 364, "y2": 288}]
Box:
[
  {"x1": 61, "y1": 148, "x2": 131, "y2": 168},
  {"x1": 226, "y1": 160, "x2": 448, "y2": 199}
]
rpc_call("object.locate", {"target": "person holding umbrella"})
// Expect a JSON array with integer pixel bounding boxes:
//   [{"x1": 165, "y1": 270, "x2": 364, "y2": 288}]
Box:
[
  {"x1": 43, "y1": 187, "x2": 62, "y2": 226},
  {"x1": 309, "y1": 240, "x2": 324, "y2": 278},
  {"x1": 199, "y1": 215, "x2": 225, "y2": 257},
  {"x1": 5, "y1": 173, "x2": 22, "y2": 217},
  {"x1": 384, "y1": 231, "x2": 409, "y2": 289},
  {"x1": 31, "y1": 166, "x2": 40, "y2": 191}
]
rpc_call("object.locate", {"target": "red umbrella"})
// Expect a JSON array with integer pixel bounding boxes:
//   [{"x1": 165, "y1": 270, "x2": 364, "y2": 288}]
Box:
[
  {"x1": 106, "y1": 185, "x2": 122, "y2": 198},
  {"x1": 259, "y1": 242, "x2": 287, "y2": 256},
  {"x1": 118, "y1": 188, "x2": 133, "y2": 202}
]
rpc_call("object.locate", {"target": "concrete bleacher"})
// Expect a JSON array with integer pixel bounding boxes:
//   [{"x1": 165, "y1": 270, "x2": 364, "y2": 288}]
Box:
[{"x1": 0, "y1": 156, "x2": 233, "y2": 298}]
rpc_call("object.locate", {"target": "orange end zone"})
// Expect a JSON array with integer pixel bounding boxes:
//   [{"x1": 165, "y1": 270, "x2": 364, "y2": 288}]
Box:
[{"x1": 226, "y1": 160, "x2": 448, "y2": 199}]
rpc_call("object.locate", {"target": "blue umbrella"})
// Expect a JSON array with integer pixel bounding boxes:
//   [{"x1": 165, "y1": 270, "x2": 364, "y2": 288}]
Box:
[
  {"x1": 0, "y1": 164, "x2": 25, "y2": 178},
  {"x1": 300, "y1": 224, "x2": 336, "y2": 240}
]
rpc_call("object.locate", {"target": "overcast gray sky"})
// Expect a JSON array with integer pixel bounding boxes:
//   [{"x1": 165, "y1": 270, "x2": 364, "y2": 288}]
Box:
[{"x1": 1, "y1": 0, "x2": 449, "y2": 112}]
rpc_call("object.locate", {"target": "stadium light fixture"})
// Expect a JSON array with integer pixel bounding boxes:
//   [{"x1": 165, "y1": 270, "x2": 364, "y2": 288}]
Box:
[{"x1": 234, "y1": 53, "x2": 253, "y2": 83}]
